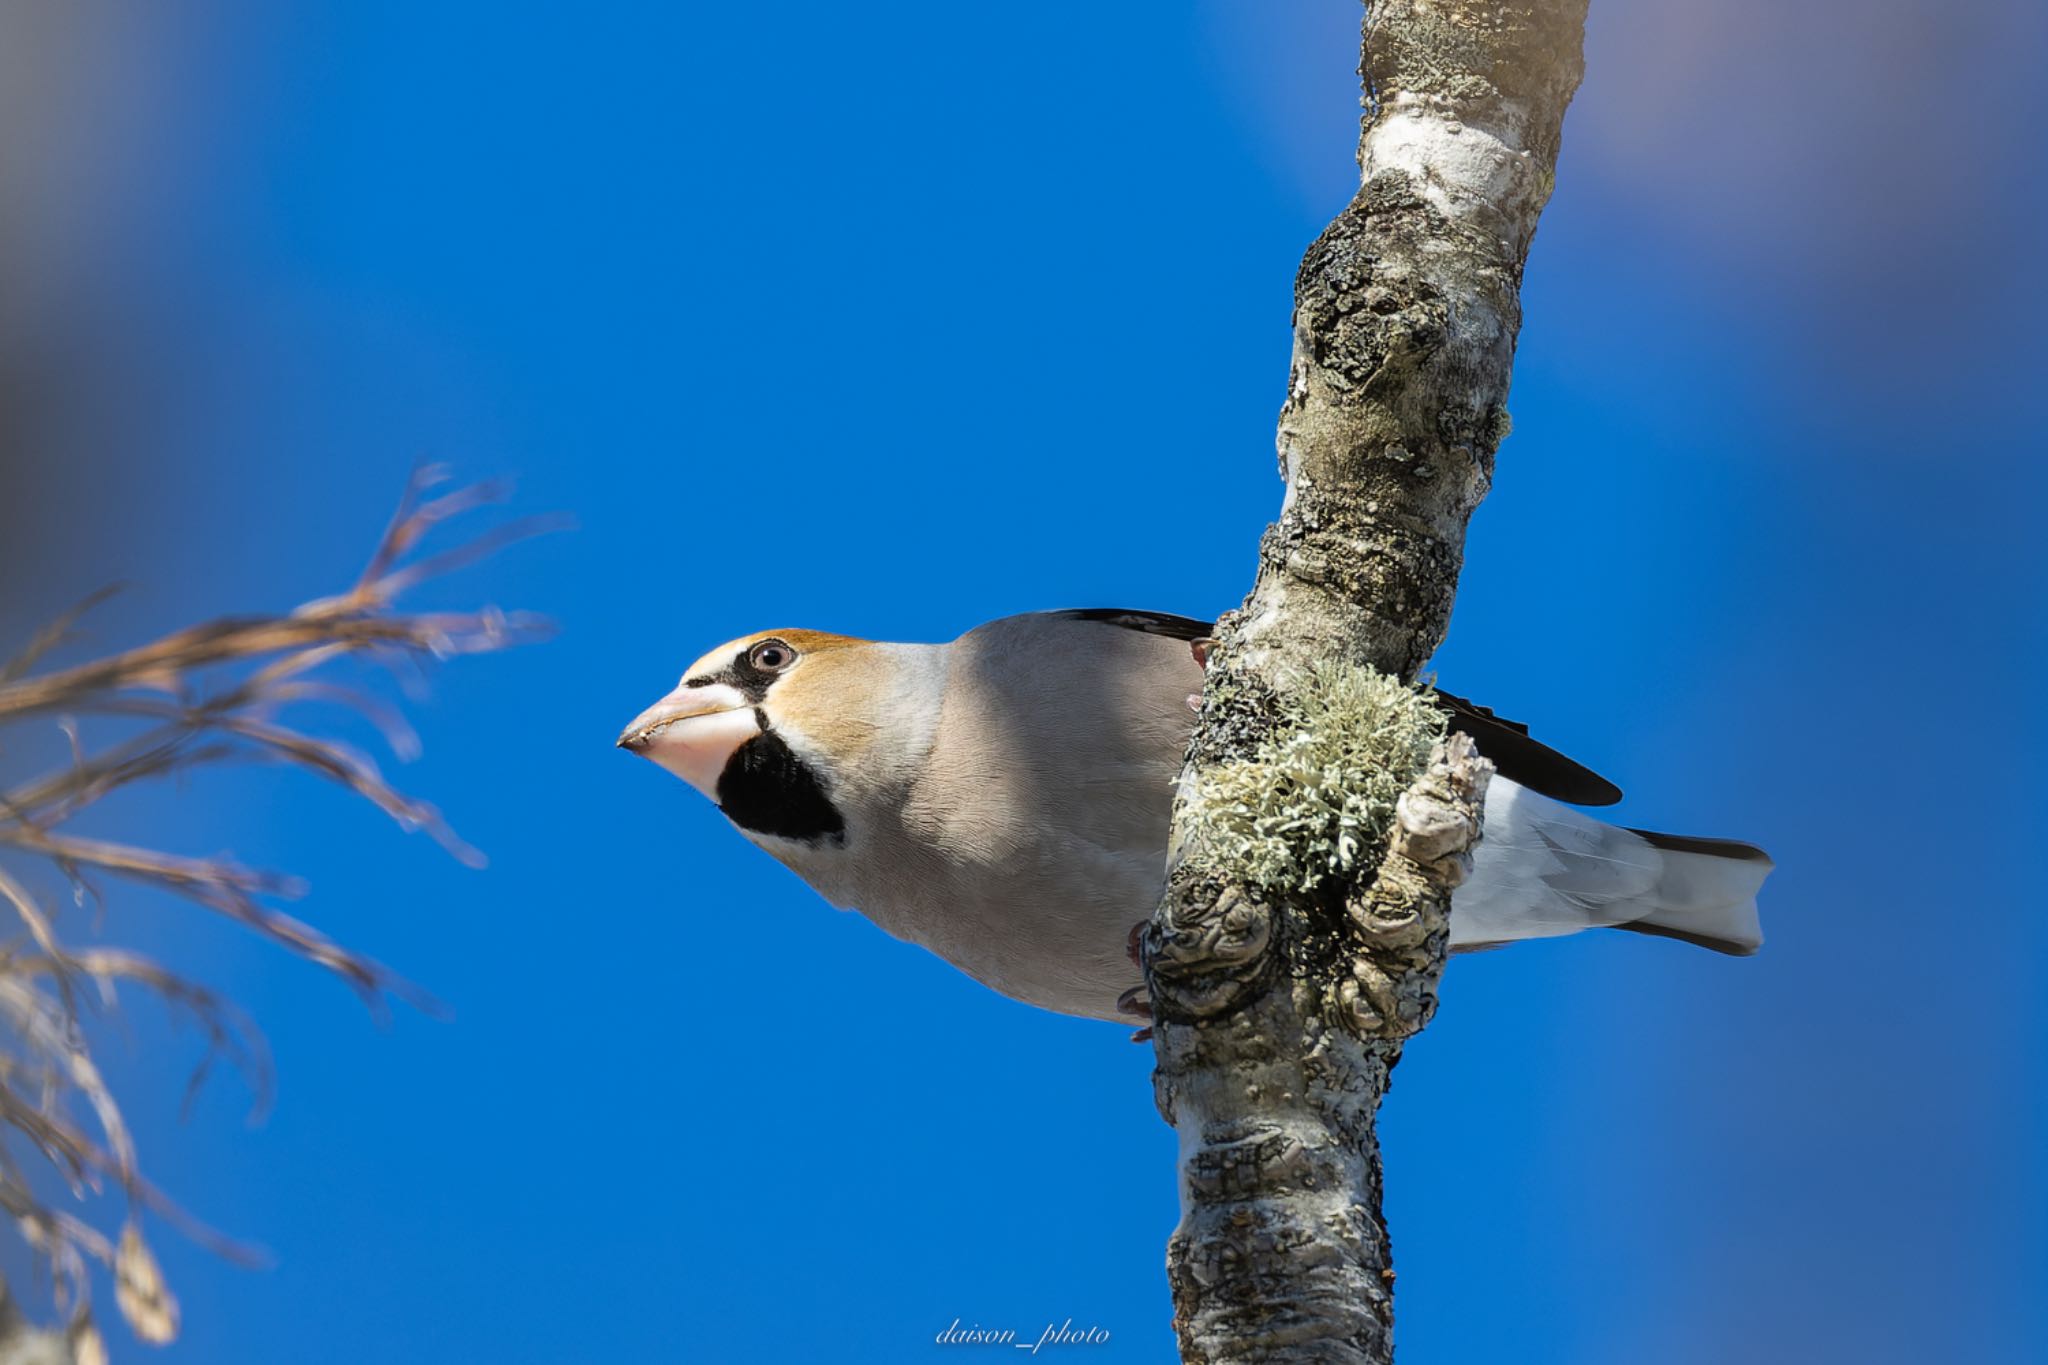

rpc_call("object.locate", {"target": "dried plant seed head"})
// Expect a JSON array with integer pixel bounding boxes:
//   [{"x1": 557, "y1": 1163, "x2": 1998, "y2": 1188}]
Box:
[{"x1": 0, "y1": 467, "x2": 551, "y2": 1341}]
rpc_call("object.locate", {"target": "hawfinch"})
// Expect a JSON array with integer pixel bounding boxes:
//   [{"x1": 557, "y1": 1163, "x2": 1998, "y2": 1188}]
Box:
[{"x1": 618, "y1": 610, "x2": 1771, "y2": 1023}]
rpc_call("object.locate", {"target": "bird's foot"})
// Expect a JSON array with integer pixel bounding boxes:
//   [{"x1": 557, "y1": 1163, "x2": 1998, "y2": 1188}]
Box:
[
  {"x1": 1117, "y1": 985, "x2": 1153, "y2": 1044},
  {"x1": 1122, "y1": 933, "x2": 1154, "y2": 1040},
  {"x1": 1187, "y1": 637, "x2": 1217, "y2": 711}
]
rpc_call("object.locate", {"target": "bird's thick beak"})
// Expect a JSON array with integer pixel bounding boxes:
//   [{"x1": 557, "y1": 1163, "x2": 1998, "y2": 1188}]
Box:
[
  {"x1": 615, "y1": 684, "x2": 736, "y2": 750},
  {"x1": 616, "y1": 682, "x2": 760, "y2": 798}
]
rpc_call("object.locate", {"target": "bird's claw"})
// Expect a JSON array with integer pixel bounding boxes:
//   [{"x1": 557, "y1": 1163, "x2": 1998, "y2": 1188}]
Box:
[
  {"x1": 1117, "y1": 986, "x2": 1155, "y2": 1044},
  {"x1": 1187, "y1": 637, "x2": 1218, "y2": 711}
]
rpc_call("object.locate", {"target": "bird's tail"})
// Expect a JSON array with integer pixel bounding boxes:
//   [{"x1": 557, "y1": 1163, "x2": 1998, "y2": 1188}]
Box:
[{"x1": 1613, "y1": 829, "x2": 1772, "y2": 956}]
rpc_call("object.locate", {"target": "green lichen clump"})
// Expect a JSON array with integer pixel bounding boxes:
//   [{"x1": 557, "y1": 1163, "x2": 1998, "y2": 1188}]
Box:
[{"x1": 1182, "y1": 661, "x2": 1446, "y2": 896}]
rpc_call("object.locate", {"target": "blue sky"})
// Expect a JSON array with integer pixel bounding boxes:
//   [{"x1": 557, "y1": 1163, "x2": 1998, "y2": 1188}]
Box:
[{"x1": 2, "y1": 2, "x2": 2043, "y2": 1361}]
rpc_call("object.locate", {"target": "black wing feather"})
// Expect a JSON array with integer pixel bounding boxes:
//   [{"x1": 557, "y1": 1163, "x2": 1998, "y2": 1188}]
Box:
[
  {"x1": 1049, "y1": 608, "x2": 1623, "y2": 807},
  {"x1": 1051, "y1": 608, "x2": 1215, "y2": 641},
  {"x1": 1429, "y1": 689, "x2": 1622, "y2": 806}
]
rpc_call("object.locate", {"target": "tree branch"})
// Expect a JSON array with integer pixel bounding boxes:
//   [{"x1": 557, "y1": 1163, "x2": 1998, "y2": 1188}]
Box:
[{"x1": 1145, "y1": 4, "x2": 1588, "y2": 1360}]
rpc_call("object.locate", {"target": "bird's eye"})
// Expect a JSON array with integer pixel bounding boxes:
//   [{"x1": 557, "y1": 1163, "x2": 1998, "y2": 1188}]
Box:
[{"x1": 747, "y1": 639, "x2": 796, "y2": 672}]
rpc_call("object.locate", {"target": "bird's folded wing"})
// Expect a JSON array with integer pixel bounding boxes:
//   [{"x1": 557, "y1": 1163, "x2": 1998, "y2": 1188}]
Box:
[
  {"x1": 1428, "y1": 690, "x2": 1622, "y2": 806},
  {"x1": 1043, "y1": 608, "x2": 1624, "y2": 807}
]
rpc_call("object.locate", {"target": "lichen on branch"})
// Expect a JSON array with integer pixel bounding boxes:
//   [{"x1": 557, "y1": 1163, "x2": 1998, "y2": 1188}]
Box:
[{"x1": 1174, "y1": 662, "x2": 1447, "y2": 898}]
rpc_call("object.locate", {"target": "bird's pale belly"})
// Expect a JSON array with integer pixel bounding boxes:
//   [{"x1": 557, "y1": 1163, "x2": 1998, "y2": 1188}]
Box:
[
  {"x1": 755, "y1": 825, "x2": 1151, "y2": 1022},
  {"x1": 912, "y1": 902, "x2": 1141, "y2": 1023}
]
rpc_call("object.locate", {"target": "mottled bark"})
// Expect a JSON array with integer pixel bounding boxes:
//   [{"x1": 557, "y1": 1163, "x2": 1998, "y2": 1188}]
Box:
[{"x1": 1142, "y1": 4, "x2": 1589, "y2": 1362}]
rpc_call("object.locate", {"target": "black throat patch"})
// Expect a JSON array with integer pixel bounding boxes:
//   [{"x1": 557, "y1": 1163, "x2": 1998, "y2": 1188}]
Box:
[{"x1": 715, "y1": 721, "x2": 845, "y2": 845}]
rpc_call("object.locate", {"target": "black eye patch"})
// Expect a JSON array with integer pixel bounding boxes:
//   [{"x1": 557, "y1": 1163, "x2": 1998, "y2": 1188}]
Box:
[
  {"x1": 726, "y1": 646, "x2": 786, "y2": 699},
  {"x1": 681, "y1": 646, "x2": 784, "y2": 704}
]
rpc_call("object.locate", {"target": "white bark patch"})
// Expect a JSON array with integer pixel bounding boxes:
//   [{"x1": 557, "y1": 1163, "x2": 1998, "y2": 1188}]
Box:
[{"x1": 1361, "y1": 102, "x2": 1530, "y2": 220}]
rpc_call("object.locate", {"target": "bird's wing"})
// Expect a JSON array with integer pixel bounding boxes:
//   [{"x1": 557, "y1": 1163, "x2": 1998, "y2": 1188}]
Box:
[
  {"x1": 1045, "y1": 607, "x2": 1215, "y2": 641},
  {"x1": 928, "y1": 613, "x2": 1197, "y2": 871},
  {"x1": 1041, "y1": 608, "x2": 1623, "y2": 806},
  {"x1": 1428, "y1": 689, "x2": 1621, "y2": 806}
]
